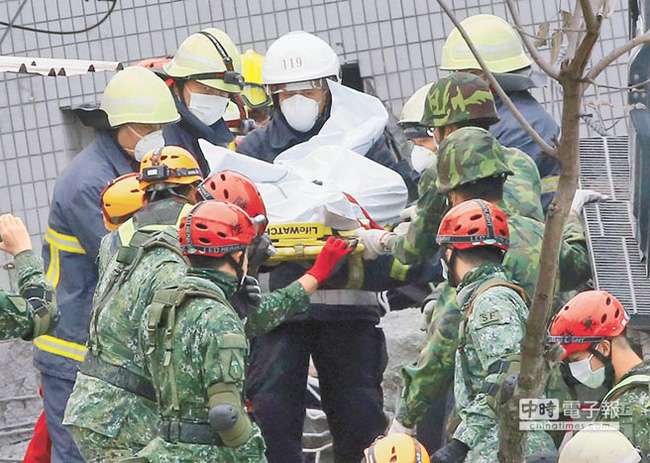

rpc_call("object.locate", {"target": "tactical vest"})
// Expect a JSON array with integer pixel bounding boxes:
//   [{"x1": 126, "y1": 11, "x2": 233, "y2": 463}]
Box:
[
  {"x1": 457, "y1": 279, "x2": 527, "y2": 406},
  {"x1": 596, "y1": 363, "x2": 650, "y2": 420},
  {"x1": 146, "y1": 279, "x2": 232, "y2": 445}
]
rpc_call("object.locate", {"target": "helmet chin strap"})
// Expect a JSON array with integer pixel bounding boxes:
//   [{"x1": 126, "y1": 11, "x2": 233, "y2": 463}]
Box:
[
  {"x1": 588, "y1": 343, "x2": 615, "y2": 390},
  {"x1": 446, "y1": 249, "x2": 459, "y2": 288},
  {"x1": 225, "y1": 252, "x2": 246, "y2": 290}
]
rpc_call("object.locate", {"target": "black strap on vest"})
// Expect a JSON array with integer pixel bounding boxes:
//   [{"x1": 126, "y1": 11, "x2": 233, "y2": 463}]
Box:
[
  {"x1": 80, "y1": 352, "x2": 156, "y2": 402},
  {"x1": 159, "y1": 419, "x2": 225, "y2": 446}
]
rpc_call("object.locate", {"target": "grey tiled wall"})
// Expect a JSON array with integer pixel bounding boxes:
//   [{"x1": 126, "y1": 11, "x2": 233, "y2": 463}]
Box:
[{"x1": 0, "y1": 0, "x2": 632, "y2": 288}]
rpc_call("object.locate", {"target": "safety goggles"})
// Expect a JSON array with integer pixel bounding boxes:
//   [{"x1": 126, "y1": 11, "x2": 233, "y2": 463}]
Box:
[
  {"x1": 268, "y1": 78, "x2": 327, "y2": 95},
  {"x1": 183, "y1": 70, "x2": 244, "y2": 90},
  {"x1": 241, "y1": 82, "x2": 272, "y2": 108}
]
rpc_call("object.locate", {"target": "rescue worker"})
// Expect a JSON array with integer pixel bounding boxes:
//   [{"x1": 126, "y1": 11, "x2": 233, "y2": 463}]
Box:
[
  {"x1": 125, "y1": 200, "x2": 355, "y2": 462},
  {"x1": 357, "y1": 128, "x2": 590, "y2": 437},
  {"x1": 430, "y1": 199, "x2": 555, "y2": 462},
  {"x1": 39, "y1": 66, "x2": 180, "y2": 463},
  {"x1": 0, "y1": 214, "x2": 57, "y2": 341},
  {"x1": 371, "y1": 72, "x2": 545, "y2": 267},
  {"x1": 548, "y1": 290, "x2": 650, "y2": 456},
  {"x1": 362, "y1": 434, "x2": 430, "y2": 463},
  {"x1": 237, "y1": 30, "x2": 404, "y2": 463},
  {"x1": 440, "y1": 14, "x2": 561, "y2": 212},
  {"x1": 64, "y1": 147, "x2": 203, "y2": 462},
  {"x1": 240, "y1": 49, "x2": 273, "y2": 129},
  {"x1": 162, "y1": 28, "x2": 245, "y2": 176},
  {"x1": 398, "y1": 83, "x2": 436, "y2": 174},
  {"x1": 558, "y1": 424, "x2": 641, "y2": 463}
]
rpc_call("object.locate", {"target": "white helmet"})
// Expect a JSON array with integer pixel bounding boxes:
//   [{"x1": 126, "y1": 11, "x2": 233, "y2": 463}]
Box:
[
  {"x1": 399, "y1": 83, "x2": 433, "y2": 125},
  {"x1": 559, "y1": 425, "x2": 641, "y2": 463},
  {"x1": 262, "y1": 31, "x2": 340, "y2": 85}
]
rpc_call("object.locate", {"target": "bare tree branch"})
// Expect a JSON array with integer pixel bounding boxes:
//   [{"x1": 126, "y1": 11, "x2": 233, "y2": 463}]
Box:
[
  {"x1": 505, "y1": 0, "x2": 560, "y2": 80},
  {"x1": 579, "y1": 0, "x2": 599, "y2": 32},
  {"x1": 586, "y1": 30, "x2": 650, "y2": 81},
  {"x1": 436, "y1": 0, "x2": 558, "y2": 156}
]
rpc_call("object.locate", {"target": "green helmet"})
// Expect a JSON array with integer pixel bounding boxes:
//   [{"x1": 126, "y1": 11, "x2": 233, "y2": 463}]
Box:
[
  {"x1": 436, "y1": 127, "x2": 513, "y2": 193},
  {"x1": 422, "y1": 72, "x2": 499, "y2": 128}
]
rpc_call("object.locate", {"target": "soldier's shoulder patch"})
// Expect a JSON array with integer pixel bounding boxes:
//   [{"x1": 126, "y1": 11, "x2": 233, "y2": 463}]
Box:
[{"x1": 475, "y1": 309, "x2": 504, "y2": 327}]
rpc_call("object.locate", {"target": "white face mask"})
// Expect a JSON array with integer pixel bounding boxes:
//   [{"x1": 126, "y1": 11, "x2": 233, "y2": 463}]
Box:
[
  {"x1": 440, "y1": 257, "x2": 449, "y2": 282},
  {"x1": 127, "y1": 126, "x2": 165, "y2": 162},
  {"x1": 568, "y1": 354, "x2": 606, "y2": 389},
  {"x1": 188, "y1": 91, "x2": 230, "y2": 126},
  {"x1": 280, "y1": 94, "x2": 320, "y2": 132},
  {"x1": 411, "y1": 145, "x2": 436, "y2": 173}
]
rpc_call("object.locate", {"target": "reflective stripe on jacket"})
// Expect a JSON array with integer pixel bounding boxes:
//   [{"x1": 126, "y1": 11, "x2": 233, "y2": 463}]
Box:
[{"x1": 37, "y1": 130, "x2": 136, "y2": 380}]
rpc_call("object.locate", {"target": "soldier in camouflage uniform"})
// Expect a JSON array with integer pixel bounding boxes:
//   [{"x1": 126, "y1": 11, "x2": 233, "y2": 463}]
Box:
[
  {"x1": 0, "y1": 213, "x2": 57, "y2": 341},
  {"x1": 376, "y1": 72, "x2": 544, "y2": 266},
  {"x1": 357, "y1": 128, "x2": 590, "y2": 435},
  {"x1": 429, "y1": 199, "x2": 554, "y2": 462},
  {"x1": 64, "y1": 147, "x2": 204, "y2": 463},
  {"x1": 548, "y1": 290, "x2": 650, "y2": 458},
  {"x1": 123, "y1": 200, "x2": 355, "y2": 463}
]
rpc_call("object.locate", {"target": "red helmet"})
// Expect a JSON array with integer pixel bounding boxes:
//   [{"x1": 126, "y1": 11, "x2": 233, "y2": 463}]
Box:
[
  {"x1": 197, "y1": 170, "x2": 268, "y2": 233},
  {"x1": 548, "y1": 290, "x2": 630, "y2": 360},
  {"x1": 179, "y1": 200, "x2": 258, "y2": 258},
  {"x1": 436, "y1": 199, "x2": 509, "y2": 251}
]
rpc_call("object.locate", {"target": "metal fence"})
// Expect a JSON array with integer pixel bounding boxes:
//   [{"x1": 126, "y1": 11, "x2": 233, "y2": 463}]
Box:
[{"x1": 0, "y1": 0, "x2": 633, "y2": 288}]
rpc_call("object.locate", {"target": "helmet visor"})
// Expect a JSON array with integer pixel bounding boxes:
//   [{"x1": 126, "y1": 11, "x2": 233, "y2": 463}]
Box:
[{"x1": 268, "y1": 78, "x2": 327, "y2": 95}]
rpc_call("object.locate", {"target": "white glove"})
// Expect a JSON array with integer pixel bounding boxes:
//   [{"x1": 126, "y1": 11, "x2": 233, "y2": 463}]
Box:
[
  {"x1": 354, "y1": 228, "x2": 393, "y2": 260},
  {"x1": 399, "y1": 205, "x2": 417, "y2": 221},
  {"x1": 571, "y1": 189, "x2": 609, "y2": 214},
  {"x1": 393, "y1": 221, "x2": 411, "y2": 236},
  {"x1": 386, "y1": 418, "x2": 414, "y2": 436},
  {"x1": 420, "y1": 299, "x2": 436, "y2": 332}
]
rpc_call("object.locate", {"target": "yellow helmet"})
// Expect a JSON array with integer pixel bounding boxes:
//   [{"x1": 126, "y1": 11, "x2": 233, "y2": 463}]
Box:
[
  {"x1": 363, "y1": 434, "x2": 431, "y2": 463},
  {"x1": 441, "y1": 14, "x2": 532, "y2": 73},
  {"x1": 100, "y1": 66, "x2": 180, "y2": 128},
  {"x1": 139, "y1": 146, "x2": 203, "y2": 191},
  {"x1": 241, "y1": 49, "x2": 272, "y2": 108},
  {"x1": 100, "y1": 173, "x2": 144, "y2": 231},
  {"x1": 164, "y1": 28, "x2": 244, "y2": 94}
]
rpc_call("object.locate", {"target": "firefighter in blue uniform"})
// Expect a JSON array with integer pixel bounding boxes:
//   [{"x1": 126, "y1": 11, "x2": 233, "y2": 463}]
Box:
[
  {"x1": 37, "y1": 66, "x2": 180, "y2": 463},
  {"x1": 238, "y1": 31, "x2": 419, "y2": 463},
  {"x1": 162, "y1": 28, "x2": 245, "y2": 176}
]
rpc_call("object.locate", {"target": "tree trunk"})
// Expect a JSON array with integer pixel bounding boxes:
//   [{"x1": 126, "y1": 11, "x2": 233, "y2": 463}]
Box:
[{"x1": 498, "y1": 75, "x2": 583, "y2": 461}]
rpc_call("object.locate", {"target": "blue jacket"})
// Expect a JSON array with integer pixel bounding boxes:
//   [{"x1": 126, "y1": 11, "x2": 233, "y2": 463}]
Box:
[
  {"x1": 37, "y1": 130, "x2": 136, "y2": 381},
  {"x1": 163, "y1": 96, "x2": 234, "y2": 176},
  {"x1": 491, "y1": 91, "x2": 560, "y2": 212},
  {"x1": 238, "y1": 104, "x2": 412, "y2": 323}
]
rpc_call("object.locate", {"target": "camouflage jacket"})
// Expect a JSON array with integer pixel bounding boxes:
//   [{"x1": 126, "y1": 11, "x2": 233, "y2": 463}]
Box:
[
  {"x1": 0, "y1": 250, "x2": 57, "y2": 341},
  {"x1": 396, "y1": 207, "x2": 590, "y2": 428},
  {"x1": 450, "y1": 264, "x2": 554, "y2": 460},
  {"x1": 134, "y1": 269, "x2": 266, "y2": 463},
  {"x1": 388, "y1": 146, "x2": 544, "y2": 265},
  {"x1": 597, "y1": 360, "x2": 650, "y2": 457}
]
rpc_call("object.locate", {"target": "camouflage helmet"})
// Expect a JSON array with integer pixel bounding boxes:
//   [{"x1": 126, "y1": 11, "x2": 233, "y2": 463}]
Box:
[
  {"x1": 436, "y1": 127, "x2": 513, "y2": 193},
  {"x1": 422, "y1": 72, "x2": 499, "y2": 128}
]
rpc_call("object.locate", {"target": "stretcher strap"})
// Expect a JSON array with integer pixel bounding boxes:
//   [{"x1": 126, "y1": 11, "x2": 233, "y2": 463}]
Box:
[{"x1": 342, "y1": 192, "x2": 383, "y2": 230}]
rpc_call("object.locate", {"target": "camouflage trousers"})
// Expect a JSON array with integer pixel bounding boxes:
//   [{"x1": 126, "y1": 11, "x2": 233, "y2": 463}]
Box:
[
  {"x1": 67, "y1": 424, "x2": 148, "y2": 463},
  {"x1": 464, "y1": 427, "x2": 555, "y2": 462}
]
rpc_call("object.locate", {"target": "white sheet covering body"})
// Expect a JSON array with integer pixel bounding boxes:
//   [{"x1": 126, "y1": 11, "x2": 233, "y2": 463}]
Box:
[{"x1": 200, "y1": 81, "x2": 407, "y2": 228}]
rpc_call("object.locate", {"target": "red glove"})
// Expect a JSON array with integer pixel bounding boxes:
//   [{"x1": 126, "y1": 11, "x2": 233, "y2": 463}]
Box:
[{"x1": 306, "y1": 236, "x2": 356, "y2": 284}]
